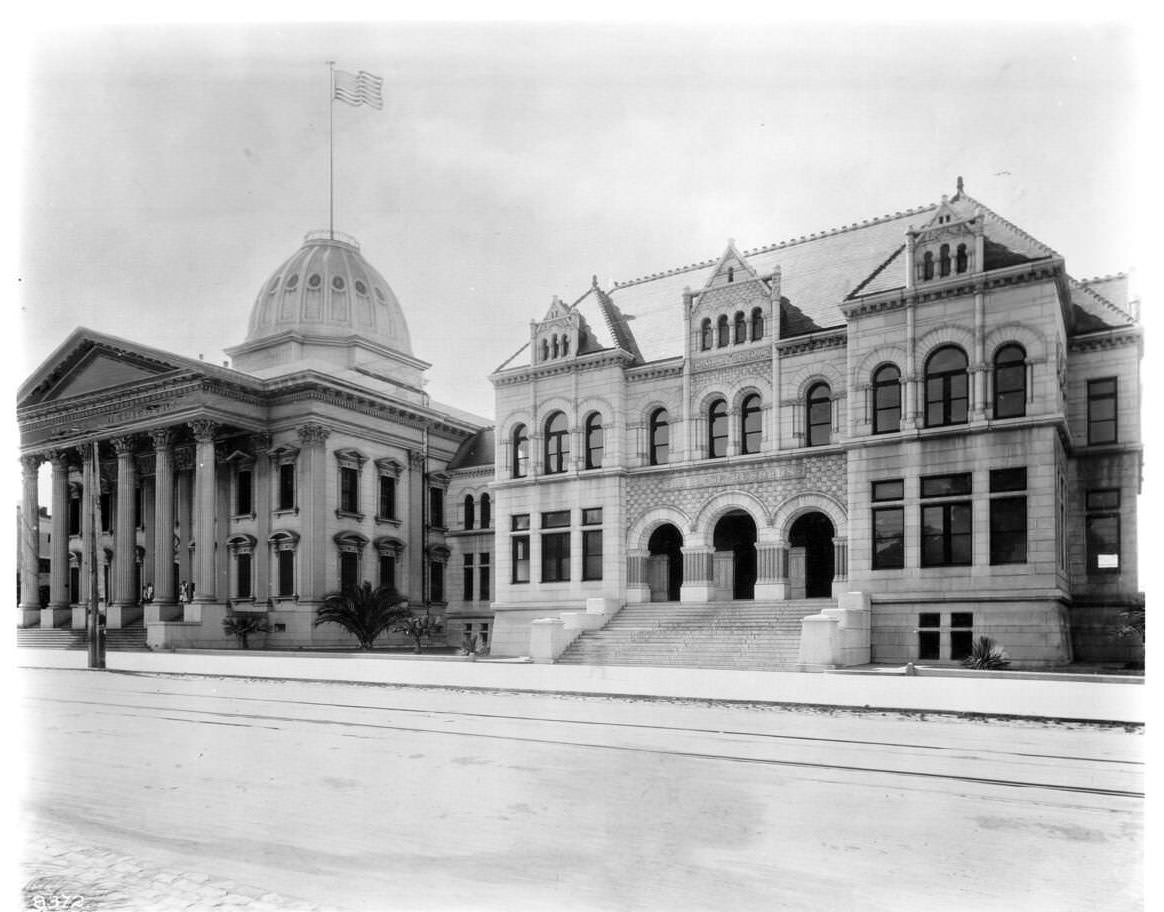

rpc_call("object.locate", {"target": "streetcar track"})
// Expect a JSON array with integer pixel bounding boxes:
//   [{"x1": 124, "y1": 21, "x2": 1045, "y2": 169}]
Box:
[
  {"x1": 36, "y1": 697, "x2": 1145, "y2": 801},
  {"x1": 28, "y1": 689, "x2": 1142, "y2": 769}
]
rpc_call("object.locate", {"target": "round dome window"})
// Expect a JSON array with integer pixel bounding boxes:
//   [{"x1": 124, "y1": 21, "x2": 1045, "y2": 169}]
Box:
[
  {"x1": 375, "y1": 287, "x2": 386, "y2": 302},
  {"x1": 285, "y1": 274, "x2": 299, "y2": 290},
  {"x1": 354, "y1": 280, "x2": 368, "y2": 296},
  {"x1": 332, "y1": 276, "x2": 346, "y2": 292},
  {"x1": 269, "y1": 277, "x2": 280, "y2": 294},
  {"x1": 308, "y1": 273, "x2": 322, "y2": 289}
]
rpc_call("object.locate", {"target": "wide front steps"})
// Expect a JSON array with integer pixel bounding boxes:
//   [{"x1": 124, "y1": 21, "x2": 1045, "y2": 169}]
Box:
[
  {"x1": 556, "y1": 599, "x2": 829, "y2": 670},
  {"x1": 16, "y1": 625, "x2": 149, "y2": 650}
]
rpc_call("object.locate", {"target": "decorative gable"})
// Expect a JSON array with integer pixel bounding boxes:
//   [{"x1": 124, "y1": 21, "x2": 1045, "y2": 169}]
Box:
[
  {"x1": 689, "y1": 243, "x2": 775, "y2": 353},
  {"x1": 531, "y1": 295, "x2": 582, "y2": 364},
  {"x1": 910, "y1": 197, "x2": 983, "y2": 284}
]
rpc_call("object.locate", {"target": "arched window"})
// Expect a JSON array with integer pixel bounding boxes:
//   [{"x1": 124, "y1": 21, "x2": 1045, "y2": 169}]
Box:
[
  {"x1": 463, "y1": 495, "x2": 475, "y2": 530},
  {"x1": 480, "y1": 494, "x2": 491, "y2": 529},
  {"x1": 584, "y1": 412, "x2": 604, "y2": 469},
  {"x1": 717, "y1": 315, "x2": 730, "y2": 348},
  {"x1": 923, "y1": 251, "x2": 934, "y2": 281},
  {"x1": 925, "y1": 346, "x2": 969, "y2": 427},
  {"x1": 993, "y1": 344, "x2": 1027, "y2": 419},
  {"x1": 733, "y1": 311, "x2": 747, "y2": 344},
  {"x1": 807, "y1": 383, "x2": 832, "y2": 447},
  {"x1": 741, "y1": 394, "x2": 762, "y2": 455},
  {"x1": 751, "y1": 307, "x2": 764, "y2": 341},
  {"x1": 939, "y1": 243, "x2": 951, "y2": 277},
  {"x1": 512, "y1": 424, "x2": 529, "y2": 478},
  {"x1": 544, "y1": 411, "x2": 569, "y2": 474},
  {"x1": 540, "y1": 339, "x2": 549, "y2": 362},
  {"x1": 562, "y1": 336, "x2": 570, "y2": 356},
  {"x1": 956, "y1": 243, "x2": 969, "y2": 274},
  {"x1": 700, "y1": 318, "x2": 713, "y2": 351},
  {"x1": 649, "y1": 408, "x2": 669, "y2": 465},
  {"x1": 708, "y1": 399, "x2": 728, "y2": 458},
  {"x1": 872, "y1": 364, "x2": 901, "y2": 434},
  {"x1": 552, "y1": 335, "x2": 560, "y2": 358},
  {"x1": 727, "y1": 266, "x2": 735, "y2": 283}
]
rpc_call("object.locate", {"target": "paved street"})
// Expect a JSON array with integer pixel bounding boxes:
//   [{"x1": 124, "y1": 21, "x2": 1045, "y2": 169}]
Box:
[{"x1": 18, "y1": 668, "x2": 1143, "y2": 911}]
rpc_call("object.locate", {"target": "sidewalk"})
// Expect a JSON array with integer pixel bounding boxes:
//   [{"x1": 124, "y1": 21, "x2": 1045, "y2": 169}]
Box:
[{"x1": 17, "y1": 648, "x2": 1145, "y2": 724}]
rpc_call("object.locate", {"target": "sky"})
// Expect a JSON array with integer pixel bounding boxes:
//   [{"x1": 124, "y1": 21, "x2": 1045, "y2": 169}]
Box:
[{"x1": 14, "y1": 19, "x2": 1145, "y2": 422}]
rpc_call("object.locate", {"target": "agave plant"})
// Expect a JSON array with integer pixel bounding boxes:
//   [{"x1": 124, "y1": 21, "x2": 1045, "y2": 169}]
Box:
[
  {"x1": 314, "y1": 581, "x2": 409, "y2": 650},
  {"x1": 962, "y1": 635, "x2": 1010, "y2": 670},
  {"x1": 222, "y1": 612, "x2": 271, "y2": 650}
]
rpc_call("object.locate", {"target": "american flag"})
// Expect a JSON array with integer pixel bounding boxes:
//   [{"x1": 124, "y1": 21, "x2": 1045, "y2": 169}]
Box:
[{"x1": 333, "y1": 70, "x2": 383, "y2": 110}]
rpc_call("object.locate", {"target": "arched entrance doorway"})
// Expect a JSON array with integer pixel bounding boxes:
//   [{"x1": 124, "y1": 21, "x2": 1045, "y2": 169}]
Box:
[
  {"x1": 713, "y1": 511, "x2": 757, "y2": 600},
  {"x1": 788, "y1": 511, "x2": 835, "y2": 598},
  {"x1": 647, "y1": 524, "x2": 684, "y2": 601}
]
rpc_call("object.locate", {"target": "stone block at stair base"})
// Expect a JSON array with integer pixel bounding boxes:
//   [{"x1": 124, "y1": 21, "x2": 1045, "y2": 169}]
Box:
[
  {"x1": 797, "y1": 593, "x2": 871, "y2": 669},
  {"x1": 529, "y1": 618, "x2": 582, "y2": 664},
  {"x1": 586, "y1": 598, "x2": 620, "y2": 616}
]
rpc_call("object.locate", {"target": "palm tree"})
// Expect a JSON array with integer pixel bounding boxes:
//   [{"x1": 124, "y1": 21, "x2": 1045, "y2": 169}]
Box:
[
  {"x1": 222, "y1": 612, "x2": 271, "y2": 650},
  {"x1": 313, "y1": 581, "x2": 409, "y2": 650}
]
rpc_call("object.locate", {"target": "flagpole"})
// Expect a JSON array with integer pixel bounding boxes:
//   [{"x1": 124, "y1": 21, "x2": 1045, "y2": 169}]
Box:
[{"x1": 327, "y1": 60, "x2": 335, "y2": 240}]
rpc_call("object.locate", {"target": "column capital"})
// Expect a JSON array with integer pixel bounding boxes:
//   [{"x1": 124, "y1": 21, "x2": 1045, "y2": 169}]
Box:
[
  {"x1": 46, "y1": 449, "x2": 70, "y2": 469},
  {"x1": 20, "y1": 453, "x2": 43, "y2": 475},
  {"x1": 189, "y1": 419, "x2": 220, "y2": 443},
  {"x1": 297, "y1": 422, "x2": 331, "y2": 446},
  {"x1": 407, "y1": 450, "x2": 425, "y2": 470},
  {"x1": 110, "y1": 435, "x2": 137, "y2": 457},
  {"x1": 149, "y1": 428, "x2": 174, "y2": 450}
]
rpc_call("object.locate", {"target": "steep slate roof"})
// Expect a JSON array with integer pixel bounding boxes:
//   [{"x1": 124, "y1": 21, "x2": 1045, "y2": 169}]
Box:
[{"x1": 448, "y1": 427, "x2": 495, "y2": 470}]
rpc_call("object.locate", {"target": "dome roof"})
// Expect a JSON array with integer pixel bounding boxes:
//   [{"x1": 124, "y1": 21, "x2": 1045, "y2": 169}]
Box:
[{"x1": 243, "y1": 231, "x2": 413, "y2": 356}]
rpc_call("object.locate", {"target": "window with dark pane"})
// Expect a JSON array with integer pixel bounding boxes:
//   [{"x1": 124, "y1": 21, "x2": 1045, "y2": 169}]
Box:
[
  {"x1": 649, "y1": 409, "x2": 669, "y2": 465},
  {"x1": 237, "y1": 469, "x2": 253, "y2": 516},
  {"x1": 708, "y1": 399, "x2": 728, "y2": 458},
  {"x1": 339, "y1": 467, "x2": 358, "y2": 514},
  {"x1": 585, "y1": 413, "x2": 604, "y2": 469},
  {"x1": 1087, "y1": 378, "x2": 1117, "y2": 445},
  {"x1": 873, "y1": 364, "x2": 901, "y2": 434},
  {"x1": 541, "y1": 532, "x2": 570, "y2": 582},
  {"x1": 543, "y1": 411, "x2": 569, "y2": 474},
  {"x1": 993, "y1": 344, "x2": 1026, "y2": 419},
  {"x1": 925, "y1": 346, "x2": 969, "y2": 427},
  {"x1": 918, "y1": 612, "x2": 940, "y2": 660},
  {"x1": 807, "y1": 383, "x2": 832, "y2": 447},
  {"x1": 741, "y1": 394, "x2": 762, "y2": 455},
  {"x1": 872, "y1": 507, "x2": 905, "y2": 570}
]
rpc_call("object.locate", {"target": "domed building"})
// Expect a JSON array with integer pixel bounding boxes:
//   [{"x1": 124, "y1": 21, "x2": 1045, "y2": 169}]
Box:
[{"x1": 16, "y1": 231, "x2": 496, "y2": 650}]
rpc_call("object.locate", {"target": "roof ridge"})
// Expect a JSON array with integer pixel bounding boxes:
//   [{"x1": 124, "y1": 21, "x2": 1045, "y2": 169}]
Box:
[
  {"x1": 611, "y1": 202, "x2": 936, "y2": 290},
  {"x1": 960, "y1": 192, "x2": 1061, "y2": 259},
  {"x1": 1067, "y1": 275, "x2": 1135, "y2": 325},
  {"x1": 1078, "y1": 272, "x2": 1128, "y2": 284},
  {"x1": 846, "y1": 244, "x2": 905, "y2": 300}
]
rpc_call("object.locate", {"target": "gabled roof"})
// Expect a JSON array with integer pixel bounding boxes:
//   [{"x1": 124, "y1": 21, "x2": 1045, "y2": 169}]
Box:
[{"x1": 18, "y1": 327, "x2": 259, "y2": 409}]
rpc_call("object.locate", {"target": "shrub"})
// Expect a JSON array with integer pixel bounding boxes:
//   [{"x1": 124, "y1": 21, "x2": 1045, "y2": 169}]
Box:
[
  {"x1": 222, "y1": 612, "x2": 271, "y2": 649},
  {"x1": 962, "y1": 636, "x2": 1010, "y2": 670}
]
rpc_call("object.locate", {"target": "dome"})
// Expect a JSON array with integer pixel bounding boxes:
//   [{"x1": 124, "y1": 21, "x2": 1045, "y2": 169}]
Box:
[{"x1": 243, "y1": 230, "x2": 413, "y2": 356}]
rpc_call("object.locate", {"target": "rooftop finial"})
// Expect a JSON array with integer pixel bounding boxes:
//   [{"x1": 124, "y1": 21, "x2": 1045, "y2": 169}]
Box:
[
  {"x1": 591, "y1": 274, "x2": 599, "y2": 289},
  {"x1": 956, "y1": 175, "x2": 964, "y2": 195}
]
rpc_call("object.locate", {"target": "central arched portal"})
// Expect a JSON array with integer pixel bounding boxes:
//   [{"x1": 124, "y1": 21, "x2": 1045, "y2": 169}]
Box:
[
  {"x1": 789, "y1": 511, "x2": 835, "y2": 598},
  {"x1": 713, "y1": 511, "x2": 757, "y2": 600},
  {"x1": 647, "y1": 524, "x2": 684, "y2": 602}
]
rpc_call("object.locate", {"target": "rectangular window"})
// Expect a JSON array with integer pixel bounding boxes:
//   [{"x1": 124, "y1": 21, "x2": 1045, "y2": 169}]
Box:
[
  {"x1": 511, "y1": 514, "x2": 530, "y2": 531},
  {"x1": 277, "y1": 550, "x2": 295, "y2": 597},
  {"x1": 68, "y1": 497, "x2": 81, "y2": 536},
  {"x1": 237, "y1": 469, "x2": 253, "y2": 516},
  {"x1": 378, "y1": 475, "x2": 397, "y2": 520},
  {"x1": 541, "y1": 532, "x2": 571, "y2": 582},
  {"x1": 479, "y1": 553, "x2": 491, "y2": 601},
  {"x1": 990, "y1": 497, "x2": 1028, "y2": 564},
  {"x1": 583, "y1": 530, "x2": 603, "y2": 581},
  {"x1": 340, "y1": 551, "x2": 359, "y2": 592},
  {"x1": 134, "y1": 485, "x2": 143, "y2": 529},
  {"x1": 463, "y1": 554, "x2": 474, "y2": 602},
  {"x1": 872, "y1": 479, "x2": 904, "y2": 502},
  {"x1": 872, "y1": 507, "x2": 905, "y2": 570},
  {"x1": 429, "y1": 488, "x2": 444, "y2": 528},
  {"x1": 1087, "y1": 377, "x2": 1118, "y2": 445},
  {"x1": 581, "y1": 507, "x2": 603, "y2": 526},
  {"x1": 236, "y1": 553, "x2": 252, "y2": 599},
  {"x1": 989, "y1": 467, "x2": 1027, "y2": 493},
  {"x1": 542, "y1": 510, "x2": 571, "y2": 529},
  {"x1": 278, "y1": 463, "x2": 296, "y2": 511},
  {"x1": 100, "y1": 492, "x2": 112, "y2": 532},
  {"x1": 921, "y1": 502, "x2": 972, "y2": 566},
  {"x1": 950, "y1": 612, "x2": 974, "y2": 661},
  {"x1": 339, "y1": 467, "x2": 359, "y2": 514},
  {"x1": 1086, "y1": 489, "x2": 1121, "y2": 573},
  {"x1": 430, "y1": 562, "x2": 445, "y2": 603},
  {"x1": 920, "y1": 473, "x2": 972, "y2": 499},
  {"x1": 918, "y1": 612, "x2": 940, "y2": 661},
  {"x1": 512, "y1": 536, "x2": 530, "y2": 583},
  {"x1": 382, "y1": 554, "x2": 398, "y2": 591},
  {"x1": 478, "y1": 622, "x2": 490, "y2": 648}
]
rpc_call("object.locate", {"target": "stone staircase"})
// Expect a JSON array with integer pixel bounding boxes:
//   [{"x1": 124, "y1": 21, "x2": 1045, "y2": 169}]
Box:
[
  {"x1": 555, "y1": 599, "x2": 828, "y2": 670},
  {"x1": 16, "y1": 625, "x2": 149, "y2": 651}
]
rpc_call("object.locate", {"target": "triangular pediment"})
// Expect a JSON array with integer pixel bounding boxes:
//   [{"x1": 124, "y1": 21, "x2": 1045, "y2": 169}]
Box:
[
  {"x1": 18, "y1": 329, "x2": 205, "y2": 409},
  {"x1": 702, "y1": 241, "x2": 760, "y2": 292}
]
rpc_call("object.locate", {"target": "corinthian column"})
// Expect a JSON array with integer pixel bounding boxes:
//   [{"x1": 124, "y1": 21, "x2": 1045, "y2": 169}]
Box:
[
  {"x1": 190, "y1": 420, "x2": 219, "y2": 608},
  {"x1": 109, "y1": 436, "x2": 138, "y2": 627},
  {"x1": 150, "y1": 429, "x2": 177, "y2": 620},
  {"x1": 19, "y1": 454, "x2": 42, "y2": 626},
  {"x1": 46, "y1": 451, "x2": 71, "y2": 626}
]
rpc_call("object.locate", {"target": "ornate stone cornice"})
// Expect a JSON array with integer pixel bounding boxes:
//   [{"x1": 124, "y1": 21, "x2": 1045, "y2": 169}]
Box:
[
  {"x1": 491, "y1": 349, "x2": 636, "y2": 387},
  {"x1": 625, "y1": 359, "x2": 684, "y2": 383},
  {"x1": 775, "y1": 330, "x2": 847, "y2": 357},
  {"x1": 1068, "y1": 328, "x2": 1142, "y2": 354}
]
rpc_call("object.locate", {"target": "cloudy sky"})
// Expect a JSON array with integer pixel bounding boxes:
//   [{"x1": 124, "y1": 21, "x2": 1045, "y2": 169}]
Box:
[{"x1": 15, "y1": 19, "x2": 1143, "y2": 422}]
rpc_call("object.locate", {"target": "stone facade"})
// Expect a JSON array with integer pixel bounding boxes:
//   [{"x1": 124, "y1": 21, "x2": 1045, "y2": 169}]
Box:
[{"x1": 485, "y1": 184, "x2": 1143, "y2": 667}]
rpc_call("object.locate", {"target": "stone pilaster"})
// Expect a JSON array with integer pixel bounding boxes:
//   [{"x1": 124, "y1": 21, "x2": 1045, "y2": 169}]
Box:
[
  {"x1": 678, "y1": 546, "x2": 714, "y2": 603},
  {"x1": 109, "y1": 436, "x2": 139, "y2": 626},
  {"x1": 19, "y1": 454, "x2": 42, "y2": 626},
  {"x1": 297, "y1": 422, "x2": 331, "y2": 604},
  {"x1": 754, "y1": 542, "x2": 789, "y2": 601},
  {"x1": 832, "y1": 537, "x2": 849, "y2": 597},
  {"x1": 252, "y1": 435, "x2": 272, "y2": 601},
  {"x1": 625, "y1": 551, "x2": 649, "y2": 604}
]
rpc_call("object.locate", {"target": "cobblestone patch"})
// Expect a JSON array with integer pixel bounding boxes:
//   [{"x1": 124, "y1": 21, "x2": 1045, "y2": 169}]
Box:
[{"x1": 22, "y1": 830, "x2": 331, "y2": 911}]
